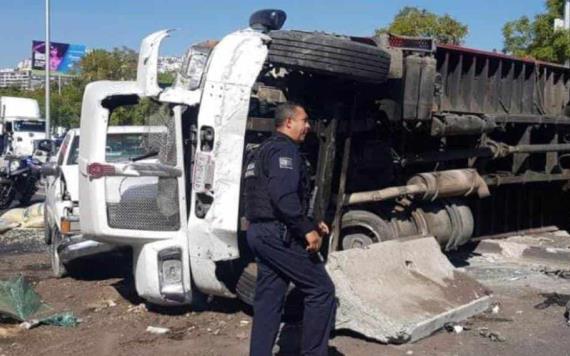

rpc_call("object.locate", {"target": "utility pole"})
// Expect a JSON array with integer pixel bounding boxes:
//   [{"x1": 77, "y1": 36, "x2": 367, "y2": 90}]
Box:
[
  {"x1": 45, "y1": 0, "x2": 51, "y2": 138},
  {"x1": 566, "y1": 0, "x2": 570, "y2": 67}
]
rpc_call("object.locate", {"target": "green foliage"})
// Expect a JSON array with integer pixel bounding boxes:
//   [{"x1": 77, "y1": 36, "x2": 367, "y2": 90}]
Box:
[
  {"x1": 376, "y1": 7, "x2": 468, "y2": 45},
  {"x1": 502, "y1": 0, "x2": 570, "y2": 63}
]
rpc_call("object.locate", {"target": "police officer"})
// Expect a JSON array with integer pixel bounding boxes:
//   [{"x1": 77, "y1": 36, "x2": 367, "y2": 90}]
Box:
[{"x1": 244, "y1": 103, "x2": 335, "y2": 356}]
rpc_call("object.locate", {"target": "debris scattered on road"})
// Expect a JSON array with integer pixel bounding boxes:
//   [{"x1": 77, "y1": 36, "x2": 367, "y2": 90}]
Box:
[
  {"x1": 534, "y1": 293, "x2": 570, "y2": 310},
  {"x1": 444, "y1": 322, "x2": 464, "y2": 334},
  {"x1": 538, "y1": 267, "x2": 570, "y2": 279},
  {"x1": 478, "y1": 327, "x2": 506, "y2": 342},
  {"x1": 146, "y1": 326, "x2": 170, "y2": 335},
  {"x1": 88, "y1": 299, "x2": 117, "y2": 312},
  {"x1": 0, "y1": 204, "x2": 46, "y2": 233},
  {"x1": 491, "y1": 304, "x2": 500, "y2": 314},
  {"x1": 127, "y1": 303, "x2": 148, "y2": 313}
]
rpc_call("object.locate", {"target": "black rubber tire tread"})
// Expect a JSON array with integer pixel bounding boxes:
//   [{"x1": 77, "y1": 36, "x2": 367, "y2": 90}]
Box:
[
  {"x1": 270, "y1": 30, "x2": 387, "y2": 57},
  {"x1": 50, "y1": 228, "x2": 67, "y2": 278},
  {"x1": 268, "y1": 30, "x2": 390, "y2": 83},
  {"x1": 341, "y1": 210, "x2": 397, "y2": 244},
  {"x1": 268, "y1": 48, "x2": 388, "y2": 75},
  {"x1": 269, "y1": 43, "x2": 390, "y2": 70},
  {"x1": 236, "y1": 263, "x2": 257, "y2": 306}
]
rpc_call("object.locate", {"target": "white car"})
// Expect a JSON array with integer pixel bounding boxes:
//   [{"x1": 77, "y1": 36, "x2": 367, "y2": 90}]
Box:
[{"x1": 44, "y1": 126, "x2": 159, "y2": 277}]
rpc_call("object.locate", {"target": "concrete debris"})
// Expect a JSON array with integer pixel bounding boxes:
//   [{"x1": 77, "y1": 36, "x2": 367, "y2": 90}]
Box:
[
  {"x1": 146, "y1": 326, "x2": 170, "y2": 335},
  {"x1": 444, "y1": 323, "x2": 464, "y2": 334},
  {"x1": 19, "y1": 320, "x2": 40, "y2": 330},
  {"x1": 127, "y1": 304, "x2": 148, "y2": 313},
  {"x1": 474, "y1": 234, "x2": 570, "y2": 268},
  {"x1": 478, "y1": 327, "x2": 506, "y2": 342},
  {"x1": 491, "y1": 304, "x2": 500, "y2": 314},
  {"x1": 239, "y1": 320, "x2": 250, "y2": 326},
  {"x1": 88, "y1": 299, "x2": 117, "y2": 312},
  {"x1": 327, "y1": 237, "x2": 491, "y2": 343}
]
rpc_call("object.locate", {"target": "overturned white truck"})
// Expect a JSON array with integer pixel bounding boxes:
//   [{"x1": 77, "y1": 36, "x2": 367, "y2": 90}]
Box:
[{"x1": 78, "y1": 10, "x2": 570, "y2": 343}]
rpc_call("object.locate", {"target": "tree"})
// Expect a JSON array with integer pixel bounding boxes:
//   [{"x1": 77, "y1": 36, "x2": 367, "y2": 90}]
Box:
[
  {"x1": 376, "y1": 7, "x2": 468, "y2": 45},
  {"x1": 502, "y1": 0, "x2": 570, "y2": 63}
]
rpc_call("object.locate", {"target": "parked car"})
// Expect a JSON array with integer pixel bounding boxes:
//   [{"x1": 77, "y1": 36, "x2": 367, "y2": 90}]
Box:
[{"x1": 43, "y1": 126, "x2": 160, "y2": 277}]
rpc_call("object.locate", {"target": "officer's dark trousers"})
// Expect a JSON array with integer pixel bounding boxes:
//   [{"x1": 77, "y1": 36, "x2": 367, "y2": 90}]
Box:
[{"x1": 247, "y1": 222, "x2": 336, "y2": 356}]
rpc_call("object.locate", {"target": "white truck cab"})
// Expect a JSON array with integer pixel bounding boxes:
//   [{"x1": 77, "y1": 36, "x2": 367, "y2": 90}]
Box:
[
  {"x1": 78, "y1": 24, "x2": 267, "y2": 304},
  {"x1": 44, "y1": 126, "x2": 161, "y2": 277},
  {"x1": 0, "y1": 97, "x2": 46, "y2": 156}
]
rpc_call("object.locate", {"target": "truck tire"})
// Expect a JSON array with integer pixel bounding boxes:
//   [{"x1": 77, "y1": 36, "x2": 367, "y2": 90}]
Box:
[
  {"x1": 268, "y1": 30, "x2": 391, "y2": 84},
  {"x1": 341, "y1": 210, "x2": 396, "y2": 250},
  {"x1": 49, "y1": 227, "x2": 67, "y2": 278},
  {"x1": 236, "y1": 263, "x2": 257, "y2": 306}
]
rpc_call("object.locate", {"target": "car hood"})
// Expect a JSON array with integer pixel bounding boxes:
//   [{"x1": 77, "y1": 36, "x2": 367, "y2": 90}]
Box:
[{"x1": 60, "y1": 165, "x2": 79, "y2": 202}]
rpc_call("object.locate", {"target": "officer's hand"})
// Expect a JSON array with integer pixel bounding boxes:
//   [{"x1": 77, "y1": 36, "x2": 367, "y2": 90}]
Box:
[
  {"x1": 317, "y1": 221, "x2": 330, "y2": 237},
  {"x1": 305, "y1": 231, "x2": 322, "y2": 253}
]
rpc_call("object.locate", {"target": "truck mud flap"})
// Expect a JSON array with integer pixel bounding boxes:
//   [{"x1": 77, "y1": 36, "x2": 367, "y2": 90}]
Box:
[{"x1": 327, "y1": 236, "x2": 491, "y2": 343}]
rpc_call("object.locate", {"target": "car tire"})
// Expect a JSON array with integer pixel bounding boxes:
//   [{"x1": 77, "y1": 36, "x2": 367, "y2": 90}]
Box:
[
  {"x1": 44, "y1": 206, "x2": 51, "y2": 244},
  {"x1": 268, "y1": 30, "x2": 391, "y2": 84},
  {"x1": 49, "y1": 227, "x2": 67, "y2": 278}
]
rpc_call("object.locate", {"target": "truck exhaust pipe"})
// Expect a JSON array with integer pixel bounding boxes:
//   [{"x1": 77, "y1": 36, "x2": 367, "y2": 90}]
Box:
[{"x1": 345, "y1": 169, "x2": 490, "y2": 206}]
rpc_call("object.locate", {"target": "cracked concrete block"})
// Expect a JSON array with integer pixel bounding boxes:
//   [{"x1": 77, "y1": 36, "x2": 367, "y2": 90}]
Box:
[{"x1": 327, "y1": 236, "x2": 491, "y2": 343}]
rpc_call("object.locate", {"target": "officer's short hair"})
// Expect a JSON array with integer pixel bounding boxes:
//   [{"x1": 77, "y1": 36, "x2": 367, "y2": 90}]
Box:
[{"x1": 274, "y1": 102, "x2": 302, "y2": 128}]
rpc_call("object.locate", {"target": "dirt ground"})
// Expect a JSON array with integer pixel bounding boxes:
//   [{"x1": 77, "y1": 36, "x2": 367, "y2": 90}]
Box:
[{"x1": 0, "y1": 230, "x2": 570, "y2": 356}]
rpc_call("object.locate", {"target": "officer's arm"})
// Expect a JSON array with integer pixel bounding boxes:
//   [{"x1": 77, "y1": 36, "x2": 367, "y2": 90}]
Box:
[{"x1": 266, "y1": 146, "x2": 315, "y2": 238}]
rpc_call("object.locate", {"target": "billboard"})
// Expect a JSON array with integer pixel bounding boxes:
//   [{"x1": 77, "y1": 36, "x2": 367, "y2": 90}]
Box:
[{"x1": 32, "y1": 41, "x2": 86, "y2": 74}]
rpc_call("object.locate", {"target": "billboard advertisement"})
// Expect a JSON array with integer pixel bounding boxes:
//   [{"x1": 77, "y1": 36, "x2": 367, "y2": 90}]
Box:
[{"x1": 32, "y1": 41, "x2": 86, "y2": 74}]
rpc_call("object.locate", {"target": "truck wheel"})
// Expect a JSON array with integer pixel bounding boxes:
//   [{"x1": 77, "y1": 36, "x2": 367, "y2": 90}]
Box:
[
  {"x1": 49, "y1": 227, "x2": 67, "y2": 278},
  {"x1": 236, "y1": 263, "x2": 257, "y2": 306},
  {"x1": 341, "y1": 210, "x2": 396, "y2": 250},
  {"x1": 236, "y1": 263, "x2": 302, "y2": 319},
  {"x1": 268, "y1": 30, "x2": 391, "y2": 84}
]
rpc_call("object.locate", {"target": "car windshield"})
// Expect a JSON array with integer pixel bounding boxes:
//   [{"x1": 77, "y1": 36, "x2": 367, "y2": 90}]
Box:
[
  {"x1": 14, "y1": 120, "x2": 45, "y2": 132},
  {"x1": 67, "y1": 133, "x2": 149, "y2": 165}
]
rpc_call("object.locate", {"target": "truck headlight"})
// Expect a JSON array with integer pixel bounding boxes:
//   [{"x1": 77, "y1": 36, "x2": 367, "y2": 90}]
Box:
[{"x1": 158, "y1": 247, "x2": 185, "y2": 302}]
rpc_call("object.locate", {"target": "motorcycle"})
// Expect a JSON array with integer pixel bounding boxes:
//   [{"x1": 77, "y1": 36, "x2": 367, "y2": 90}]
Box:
[
  {"x1": 0, "y1": 155, "x2": 43, "y2": 209},
  {"x1": 0, "y1": 149, "x2": 46, "y2": 209}
]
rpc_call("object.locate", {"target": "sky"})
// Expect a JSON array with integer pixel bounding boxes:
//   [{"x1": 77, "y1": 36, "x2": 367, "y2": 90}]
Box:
[{"x1": 0, "y1": 0, "x2": 548, "y2": 69}]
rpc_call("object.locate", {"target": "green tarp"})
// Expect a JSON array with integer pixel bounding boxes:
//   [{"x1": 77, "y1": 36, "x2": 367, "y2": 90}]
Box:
[{"x1": 0, "y1": 276, "x2": 78, "y2": 327}]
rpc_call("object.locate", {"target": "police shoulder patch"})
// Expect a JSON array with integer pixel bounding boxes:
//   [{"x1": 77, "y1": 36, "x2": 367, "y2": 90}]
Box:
[{"x1": 279, "y1": 157, "x2": 293, "y2": 169}]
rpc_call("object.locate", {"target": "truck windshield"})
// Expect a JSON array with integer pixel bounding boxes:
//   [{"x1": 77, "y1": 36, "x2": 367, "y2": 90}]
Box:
[
  {"x1": 67, "y1": 133, "x2": 149, "y2": 165},
  {"x1": 14, "y1": 120, "x2": 45, "y2": 132}
]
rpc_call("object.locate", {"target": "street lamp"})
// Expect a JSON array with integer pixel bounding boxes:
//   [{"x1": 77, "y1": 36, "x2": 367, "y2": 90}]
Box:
[{"x1": 45, "y1": 0, "x2": 50, "y2": 138}]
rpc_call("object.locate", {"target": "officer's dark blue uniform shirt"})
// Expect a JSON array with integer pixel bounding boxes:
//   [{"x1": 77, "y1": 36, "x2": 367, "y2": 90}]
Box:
[{"x1": 244, "y1": 132, "x2": 315, "y2": 239}]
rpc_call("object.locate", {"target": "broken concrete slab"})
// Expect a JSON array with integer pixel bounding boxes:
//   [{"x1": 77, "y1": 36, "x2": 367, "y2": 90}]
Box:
[
  {"x1": 473, "y1": 232, "x2": 570, "y2": 268},
  {"x1": 327, "y1": 236, "x2": 491, "y2": 344}
]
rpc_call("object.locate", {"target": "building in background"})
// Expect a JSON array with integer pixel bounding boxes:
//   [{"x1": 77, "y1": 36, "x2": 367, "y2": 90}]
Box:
[{"x1": 158, "y1": 56, "x2": 182, "y2": 73}]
